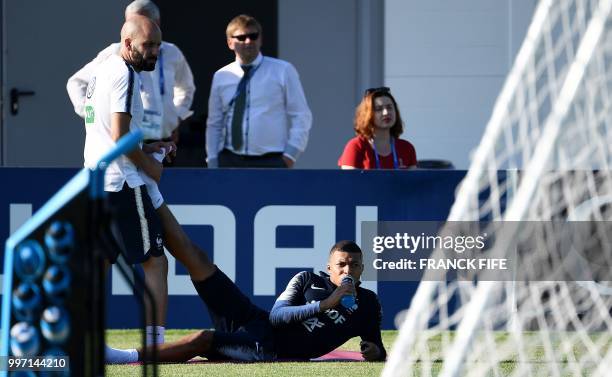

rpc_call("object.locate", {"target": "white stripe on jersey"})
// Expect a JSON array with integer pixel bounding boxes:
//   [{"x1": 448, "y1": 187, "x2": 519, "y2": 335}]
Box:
[{"x1": 134, "y1": 186, "x2": 150, "y2": 254}]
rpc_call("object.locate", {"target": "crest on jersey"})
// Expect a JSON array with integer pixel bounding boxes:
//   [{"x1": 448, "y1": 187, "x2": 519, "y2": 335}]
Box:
[{"x1": 86, "y1": 77, "x2": 96, "y2": 99}]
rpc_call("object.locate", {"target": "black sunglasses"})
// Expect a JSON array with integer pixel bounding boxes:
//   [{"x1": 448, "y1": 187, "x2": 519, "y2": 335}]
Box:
[
  {"x1": 364, "y1": 87, "x2": 390, "y2": 96},
  {"x1": 231, "y1": 32, "x2": 260, "y2": 42}
]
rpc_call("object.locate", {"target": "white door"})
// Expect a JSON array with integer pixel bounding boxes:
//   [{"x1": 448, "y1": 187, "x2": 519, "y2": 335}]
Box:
[{"x1": 2, "y1": 0, "x2": 129, "y2": 166}]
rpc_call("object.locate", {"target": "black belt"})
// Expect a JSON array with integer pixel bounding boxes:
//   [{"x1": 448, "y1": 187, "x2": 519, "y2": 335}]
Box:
[{"x1": 222, "y1": 149, "x2": 283, "y2": 160}]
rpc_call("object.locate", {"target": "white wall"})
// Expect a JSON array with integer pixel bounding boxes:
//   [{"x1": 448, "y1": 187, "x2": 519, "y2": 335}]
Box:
[
  {"x1": 278, "y1": 0, "x2": 362, "y2": 169},
  {"x1": 385, "y1": 0, "x2": 535, "y2": 168}
]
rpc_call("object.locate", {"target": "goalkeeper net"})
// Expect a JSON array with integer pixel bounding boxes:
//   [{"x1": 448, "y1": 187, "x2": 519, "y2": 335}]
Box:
[{"x1": 383, "y1": 0, "x2": 612, "y2": 376}]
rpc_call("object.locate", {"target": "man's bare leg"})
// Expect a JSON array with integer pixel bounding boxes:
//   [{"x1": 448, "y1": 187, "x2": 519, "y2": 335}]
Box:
[
  {"x1": 155, "y1": 204, "x2": 216, "y2": 281},
  {"x1": 106, "y1": 329, "x2": 214, "y2": 364},
  {"x1": 106, "y1": 204, "x2": 220, "y2": 364},
  {"x1": 139, "y1": 330, "x2": 214, "y2": 363},
  {"x1": 104, "y1": 256, "x2": 168, "y2": 362},
  {"x1": 138, "y1": 201, "x2": 215, "y2": 345},
  {"x1": 141, "y1": 253, "x2": 168, "y2": 344}
]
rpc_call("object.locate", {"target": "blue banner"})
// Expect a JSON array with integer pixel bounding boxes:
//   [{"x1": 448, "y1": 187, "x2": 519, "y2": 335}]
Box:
[{"x1": 0, "y1": 168, "x2": 465, "y2": 329}]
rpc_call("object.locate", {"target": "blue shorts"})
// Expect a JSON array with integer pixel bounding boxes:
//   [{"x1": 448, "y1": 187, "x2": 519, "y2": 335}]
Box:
[{"x1": 107, "y1": 184, "x2": 164, "y2": 264}]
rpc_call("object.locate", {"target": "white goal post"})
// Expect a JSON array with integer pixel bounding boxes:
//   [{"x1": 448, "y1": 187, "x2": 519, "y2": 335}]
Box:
[{"x1": 383, "y1": 0, "x2": 612, "y2": 376}]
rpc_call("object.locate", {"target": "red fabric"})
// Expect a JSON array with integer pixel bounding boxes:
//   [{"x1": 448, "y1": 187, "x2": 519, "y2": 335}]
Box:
[
  {"x1": 126, "y1": 350, "x2": 364, "y2": 365},
  {"x1": 169, "y1": 350, "x2": 364, "y2": 364},
  {"x1": 312, "y1": 350, "x2": 364, "y2": 361},
  {"x1": 338, "y1": 136, "x2": 417, "y2": 169}
]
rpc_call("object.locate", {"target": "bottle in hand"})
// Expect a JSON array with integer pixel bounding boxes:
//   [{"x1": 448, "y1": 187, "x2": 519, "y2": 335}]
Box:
[{"x1": 340, "y1": 275, "x2": 357, "y2": 309}]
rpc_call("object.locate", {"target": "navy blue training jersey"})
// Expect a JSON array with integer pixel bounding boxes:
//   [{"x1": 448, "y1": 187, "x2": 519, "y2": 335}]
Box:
[{"x1": 270, "y1": 271, "x2": 386, "y2": 360}]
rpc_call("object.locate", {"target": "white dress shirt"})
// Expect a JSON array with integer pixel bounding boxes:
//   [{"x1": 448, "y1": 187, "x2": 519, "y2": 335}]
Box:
[
  {"x1": 67, "y1": 41, "x2": 195, "y2": 139},
  {"x1": 206, "y1": 53, "x2": 312, "y2": 166}
]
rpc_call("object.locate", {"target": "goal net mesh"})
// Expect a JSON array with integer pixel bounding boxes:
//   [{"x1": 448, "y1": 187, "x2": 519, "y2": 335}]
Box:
[{"x1": 383, "y1": 0, "x2": 612, "y2": 376}]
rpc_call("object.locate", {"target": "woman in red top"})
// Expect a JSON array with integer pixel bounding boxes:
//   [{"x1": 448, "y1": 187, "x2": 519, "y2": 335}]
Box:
[{"x1": 338, "y1": 87, "x2": 417, "y2": 169}]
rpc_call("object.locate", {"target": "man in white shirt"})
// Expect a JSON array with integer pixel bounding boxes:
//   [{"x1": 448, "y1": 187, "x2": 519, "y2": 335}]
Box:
[
  {"x1": 71, "y1": 0, "x2": 194, "y2": 346},
  {"x1": 206, "y1": 14, "x2": 312, "y2": 168},
  {"x1": 68, "y1": 0, "x2": 195, "y2": 143},
  {"x1": 83, "y1": 14, "x2": 171, "y2": 346}
]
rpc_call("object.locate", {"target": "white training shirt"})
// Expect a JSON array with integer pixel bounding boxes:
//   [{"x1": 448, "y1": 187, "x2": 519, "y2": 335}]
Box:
[
  {"x1": 67, "y1": 42, "x2": 195, "y2": 139},
  {"x1": 83, "y1": 54, "x2": 145, "y2": 192}
]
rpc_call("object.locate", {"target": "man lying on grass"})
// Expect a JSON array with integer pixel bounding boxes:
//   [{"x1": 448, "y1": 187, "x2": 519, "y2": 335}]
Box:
[{"x1": 107, "y1": 240, "x2": 386, "y2": 362}]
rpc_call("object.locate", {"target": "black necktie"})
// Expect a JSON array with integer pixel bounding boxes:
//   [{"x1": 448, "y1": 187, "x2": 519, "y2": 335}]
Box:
[{"x1": 231, "y1": 65, "x2": 253, "y2": 150}]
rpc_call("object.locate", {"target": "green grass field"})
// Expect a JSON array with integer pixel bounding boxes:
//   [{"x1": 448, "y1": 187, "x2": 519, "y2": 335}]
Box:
[
  {"x1": 105, "y1": 329, "x2": 398, "y2": 377},
  {"x1": 105, "y1": 329, "x2": 612, "y2": 376}
]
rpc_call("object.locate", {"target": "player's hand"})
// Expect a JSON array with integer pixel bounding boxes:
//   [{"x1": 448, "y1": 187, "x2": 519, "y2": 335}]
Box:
[
  {"x1": 146, "y1": 157, "x2": 163, "y2": 183},
  {"x1": 360, "y1": 341, "x2": 382, "y2": 361},
  {"x1": 161, "y1": 141, "x2": 177, "y2": 163},
  {"x1": 319, "y1": 283, "x2": 355, "y2": 311},
  {"x1": 145, "y1": 141, "x2": 177, "y2": 163},
  {"x1": 282, "y1": 156, "x2": 294, "y2": 168}
]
